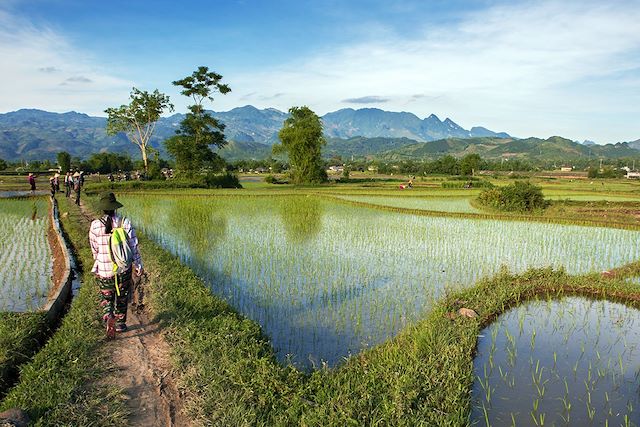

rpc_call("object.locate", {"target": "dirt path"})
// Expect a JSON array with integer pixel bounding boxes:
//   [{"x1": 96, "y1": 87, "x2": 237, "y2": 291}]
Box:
[{"x1": 75, "y1": 201, "x2": 190, "y2": 427}]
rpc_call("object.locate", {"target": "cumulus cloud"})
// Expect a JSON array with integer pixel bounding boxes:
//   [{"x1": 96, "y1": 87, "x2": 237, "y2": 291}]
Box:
[
  {"x1": 342, "y1": 96, "x2": 389, "y2": 104},
  {"x1": 0, "y1": 8, "x2": 131, "y2": 115},
  {"x1": 225, "y1": 0, "x2": 640, "y2": 142}
]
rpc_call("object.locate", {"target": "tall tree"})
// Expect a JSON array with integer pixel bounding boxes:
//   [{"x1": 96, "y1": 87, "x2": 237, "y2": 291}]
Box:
[
  {"x1": 165, "y1": 66, "x2": 230, "y2": 175},
  {"x1": 105, "y1": 88, "x2": 173, "y2": 174},
  {"x1": 56, "y1": 151, "x2": 71, "y2": 173},
  {"x1": 274, "y1": 106, "x2": 327, "y2": 184},
  {"x1": 460, "y1": 153, "x2": 483, "y2": 176}
]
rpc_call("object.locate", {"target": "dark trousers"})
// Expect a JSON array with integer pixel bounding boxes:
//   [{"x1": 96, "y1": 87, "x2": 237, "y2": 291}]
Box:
[{"x1": 97, "y1": 271, "x2": 132, "y2": 327}]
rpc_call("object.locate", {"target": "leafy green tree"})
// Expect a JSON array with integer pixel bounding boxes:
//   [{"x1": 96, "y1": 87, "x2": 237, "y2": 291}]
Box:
[
  {"x1": 83, "y1": 152, "x2": 133, "y2": 174},
  {"x1": 56, "y1": 151, "x2": 71, "y2": 173},
  {"x1": 165, "y1": 66, "x2": 230, "y2": 175},
  {"x1": 460, "y1": 154, "x2": 482, "y2": 176},
  {"x1": 105, "y1": 88, "x2": 173, "y2": 174},
  {"x1": 0, "y1": 158, "x2": 6, "y2": 171},
  {"x1": 274, "y1": 106, "x2": 327, "y2": 184}
]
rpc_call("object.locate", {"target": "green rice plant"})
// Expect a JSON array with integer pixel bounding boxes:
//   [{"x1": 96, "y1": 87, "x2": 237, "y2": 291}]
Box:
[
  {"x1": 471, "y1": 297, "x2": 640, "y2": 426},
  {"x1": 0, "y1": 197, "x2": 52, "y2": 311},
  {"x1": 331, "y1": 195, "x2": 480, "y2": 213}
]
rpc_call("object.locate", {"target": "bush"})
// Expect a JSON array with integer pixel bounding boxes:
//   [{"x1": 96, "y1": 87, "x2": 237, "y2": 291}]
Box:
[
  {"x1": 203, "y1": 172, "x2": 242, "y2": 189},
  {"x1": 477, "y1": 181, "x2": 549, "y2": 212}
]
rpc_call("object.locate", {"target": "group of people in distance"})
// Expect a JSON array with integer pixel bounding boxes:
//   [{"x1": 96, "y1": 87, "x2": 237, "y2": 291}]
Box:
[{"x1": 29, "y1": 170, "x2": 84, "y2": 205}]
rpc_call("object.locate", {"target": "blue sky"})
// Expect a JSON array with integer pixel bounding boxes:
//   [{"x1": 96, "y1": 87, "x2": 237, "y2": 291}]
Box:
[{"x1": 0, "y1": 0, "x2": 639, "y2": 143}]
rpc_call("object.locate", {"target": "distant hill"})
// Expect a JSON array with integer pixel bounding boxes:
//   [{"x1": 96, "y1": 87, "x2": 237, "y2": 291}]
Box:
[
  {"x1": 0, "y1": 106, "x2": 510, "y2": 161},
  {"x1": 626, "y1": 139, "x2": 640, "y2": 151},
  {"x1": 322, "y1": 108, "x2": 509, "y2": 141},
  {"x1": 380, "y1": 136, "x2": 640, "y2": 161}
]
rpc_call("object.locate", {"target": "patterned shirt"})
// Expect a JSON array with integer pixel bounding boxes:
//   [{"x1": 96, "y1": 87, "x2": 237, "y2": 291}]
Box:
[{"x1": 89, "y1": 214, "x2": 142, "y2": 278}]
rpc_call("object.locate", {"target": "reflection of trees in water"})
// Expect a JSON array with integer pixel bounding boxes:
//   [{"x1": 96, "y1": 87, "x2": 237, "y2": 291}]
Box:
[
  {"x1": 279, "y1": 196, "x2": 323, "y2": 243},
  {"x1": 167, "y1": 198, "x2": 228, "y2": 263}
]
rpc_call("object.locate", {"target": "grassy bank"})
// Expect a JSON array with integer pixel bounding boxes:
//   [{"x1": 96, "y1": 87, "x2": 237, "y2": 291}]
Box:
[
  {"x1": 0, "y1": 196, "x2": 126, "y2": 425},
  {"x1": 129, "y1": 203, "x2": 640, "y2": 425},
  {"x1": 0, "y1": 313, "x2": 47, "y2": 395}
]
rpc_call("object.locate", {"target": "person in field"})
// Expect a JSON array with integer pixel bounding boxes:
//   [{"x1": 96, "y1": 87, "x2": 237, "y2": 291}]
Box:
[
  {"x1": 49, "y1": 176, "x2": 56, "y2": 198},
  {"x1": 89, "y1": 192, "x2": 143, "y2": 338},
  {"x1": 64, "y1": 172, "x2": 72, "y2": 197},
  {"x1": 28, "y1": 173, "x2": 36, "y2": 193},
  {"x1": 72, "y1": 171, "x2": 82, "y2": 205}
]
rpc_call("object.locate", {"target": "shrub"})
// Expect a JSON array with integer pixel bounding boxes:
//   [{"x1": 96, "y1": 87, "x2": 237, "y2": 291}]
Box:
[
  {"x1": 477, "y1": 181, "x2": 549, "y2": 212},
  {"x1": 203, "y1": 172, "x2": 241, "y2": 188}
]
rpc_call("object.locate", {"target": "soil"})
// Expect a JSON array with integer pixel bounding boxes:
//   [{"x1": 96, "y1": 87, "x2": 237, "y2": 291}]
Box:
[
  {"x1": 46, "y1": 205, "x2": 66, "y2": 296},
  {"x1": 75, "y1": 201, "x2": 190, "y2": 427}
]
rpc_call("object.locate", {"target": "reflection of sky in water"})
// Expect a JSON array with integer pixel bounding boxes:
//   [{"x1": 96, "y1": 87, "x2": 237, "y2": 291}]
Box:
[
  {"x1": 121, "y1": 195, "x2": 640, "y2": 370},
  {"x1": 472, "y1": 297, "x2": 640, "y2": 426}
]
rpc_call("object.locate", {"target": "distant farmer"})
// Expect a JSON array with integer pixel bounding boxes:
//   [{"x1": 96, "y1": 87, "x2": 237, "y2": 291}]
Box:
[
  {"x1": 53, "y1": 172, "x2": 60, "y2": 192},
  {"x1": 49, "y1": 176, "x2": 56, "y2": 198},
  {"x1": 89, "y1": 192, "x2": 143, "y2": 338},
  {"x1": 28, "y1": 173, "x2": 36, "y2": 193},
  {"x1": 73, "y1": 171, "x2": 82, "y2": 205},
  {"x1": 64, "y1": 172, "x2": 72, "y2": 197}
]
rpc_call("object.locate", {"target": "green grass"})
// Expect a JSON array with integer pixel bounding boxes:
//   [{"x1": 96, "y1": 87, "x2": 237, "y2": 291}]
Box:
[
  {"x1": 0, "y1": 196, "x2": 127, "y2": 426},
  {"x1": 0, "y1": 312, "x2": 48, "y2": 394}
]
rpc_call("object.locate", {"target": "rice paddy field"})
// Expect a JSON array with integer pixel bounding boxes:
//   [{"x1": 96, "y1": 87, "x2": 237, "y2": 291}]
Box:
[
  {"x1": 0, "y1": 197, "x2": 52, "y2": 312},
  {"x1": 330, "y1": 194, "x2": 481, "y2": 213},
  {"x1": 3, "y1": 175, "x2": 640, "y2": 425},
  {"x1": 119, "y1": 193, "x2": 640, "y2": 370},
  {"x1": 471, "y1": 297, "x2": 640, "y2": 426}
]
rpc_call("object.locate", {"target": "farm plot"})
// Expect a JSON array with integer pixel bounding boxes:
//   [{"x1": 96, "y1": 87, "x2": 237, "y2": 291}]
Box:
[
  {"x1": 120, "y1": 194, "x2": 640, "y2": 369},
  {"x1": 331, "y1": 194, "x2": 480, "y2": 213},
  {"x1": 471, "y1": 297, "x2": 640, "y2": 426},
  {"x1": 0, "y1": 198, "x2": 52, "y2": 311}
]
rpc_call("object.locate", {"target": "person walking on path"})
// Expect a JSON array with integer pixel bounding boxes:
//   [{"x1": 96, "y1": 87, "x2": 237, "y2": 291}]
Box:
[
  {"x1": 28, "y1": 173, "x2": 36, "y2": 193},
  {"x1": 64, "y1": 172, "x2": 72, "y2": 197},
  {"x1": 53, "y1": 172, "x2": 60, "y2": 192},
  {"x1": 49, "y1": 176, "x2": 56, "y2": 198},
  {"x1": 73, "y1": 171, "x2": 82, "y2": 205},
  {"x1": 89, "y1": 192, "x2": 143, "y2": 337}
]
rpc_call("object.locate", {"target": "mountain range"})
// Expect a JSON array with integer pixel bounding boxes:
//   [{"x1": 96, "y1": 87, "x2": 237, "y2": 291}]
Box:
[
  {"x1": 0, "y1": 106, "x2": 638, "y2": 163},
  {"x1": 0, "y1": 106, "x2": 508, "y2": 161}
]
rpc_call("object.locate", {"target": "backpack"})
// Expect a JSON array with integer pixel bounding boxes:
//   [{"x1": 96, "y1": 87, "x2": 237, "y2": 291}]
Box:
[{"x1": 101, "y1": 215, "x2": 133, "y2": 274}]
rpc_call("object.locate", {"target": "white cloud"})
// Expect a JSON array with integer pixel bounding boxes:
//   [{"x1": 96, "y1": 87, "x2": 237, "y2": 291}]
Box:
[
  {"x1": 224, "y1": 0, "x2": 640, "y2": 142},
  {"x1": 0, "y1": 9, "x2": 132, "y2": 115}
]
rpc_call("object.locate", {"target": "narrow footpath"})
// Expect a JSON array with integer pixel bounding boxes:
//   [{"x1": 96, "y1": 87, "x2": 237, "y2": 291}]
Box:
[{"x1": 75, "y1": 202, "x2": 190, "y2": 427}]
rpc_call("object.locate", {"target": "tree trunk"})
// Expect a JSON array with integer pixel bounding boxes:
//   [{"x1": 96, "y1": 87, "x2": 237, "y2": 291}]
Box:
[{"x1": 141, "y1": 145, "x2": 148, "y2": 174}]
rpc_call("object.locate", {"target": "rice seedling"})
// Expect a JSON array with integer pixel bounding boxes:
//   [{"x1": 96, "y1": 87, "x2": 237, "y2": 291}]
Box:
[
  {"x1": 330, "y1": 195, "x2": 481, "y2": 213},
  {"x1": 0, "y1": 197, "x2": 52, "y2": 312},
  {"x1": 471, "y1": 297, "x2": 640, "y2": 425}
]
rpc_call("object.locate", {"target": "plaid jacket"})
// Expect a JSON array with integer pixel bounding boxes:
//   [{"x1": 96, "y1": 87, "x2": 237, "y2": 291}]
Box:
[{"x1": 89, "y1": 214, "x2": 142, "y2": 278}]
